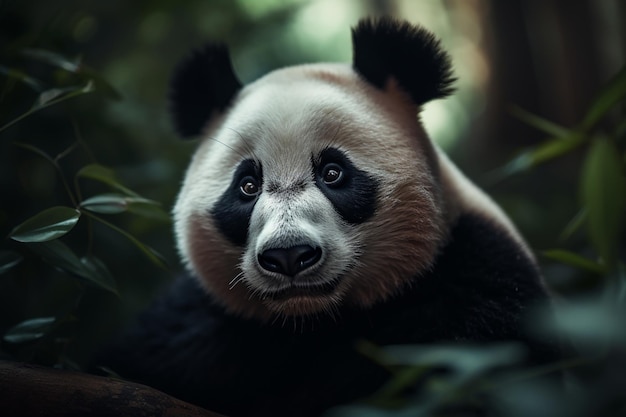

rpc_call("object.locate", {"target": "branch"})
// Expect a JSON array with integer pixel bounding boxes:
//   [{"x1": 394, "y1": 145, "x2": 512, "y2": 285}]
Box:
[{"x1": 0, "y1": 360, "x2": 226, "y2": 417}]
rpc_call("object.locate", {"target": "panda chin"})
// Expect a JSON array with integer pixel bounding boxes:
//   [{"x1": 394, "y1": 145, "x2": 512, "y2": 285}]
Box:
[
  {"x1": 263, "y1": 292, "x2": 343, "y2": 317},
  {"x1": 263, "y1": 277, "x2": 342, "y2": 301},
  {"x1": 254, "y1": 276, "x2": 345, "y2": 316}
]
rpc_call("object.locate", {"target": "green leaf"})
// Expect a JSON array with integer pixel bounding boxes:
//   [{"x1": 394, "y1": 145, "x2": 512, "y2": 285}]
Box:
[
  {"x1": 31, "y1": 82, "x2": 95, "y2": 111},
  {"x1": 0, "y1": 251, "x2": 23, "y2": 275},
  {"x1": 382, "y1": 343, "x2": 525, "y2": 377},
  {"x1": 76, "y1": 164, "x2": 138, "y2": 196},
  {"x1": 21, "y1": 48, "x2": 81, "y2": 72},
  {"x1": 80, "y1": 193, "x2": 165, "y2": 217},
  {"x1": 510, "y1": 106, "x2": 571, "y2": 138},
  {"x1": 542, "y1": 249, "x2": 605, "y2": 275},
  {"x1": 3, "y1": 317, "x2": 56, "y2": 344},
  {"x1": 80, "y1": 256, "x2": 118, "y2": 295},
  {"x1": 20, "y1": 49, "x2": 120, "y2": 99},
  {"x1": 10, "y1": 206, "x2": 81, "y2": 243},
  {"x1": 582, "y1": 67, "x2": 626, "y2": 130},
  {"x1": 540, "y1": 297, "x2": 626, "y2": 349},
  {"x1": 525, "y1": 134, "x2": 585, "y2": 165},
  {"x1": 559, "y1": 209, "x2": 587, "y2": 242},
  {"x1": 27, "y1": 240, "x2": 118, "y2": 295},
  {"x1": 0, "y1": 65, "x2": 44, "y2": 91},
  {"x1": 495, "y1": 133, "x2": 585, "y2": 178},
  {"x1": 581, "y1": 137, "x2": 626, "y2": 267},
  {"x1": 83, "y1": 211, "x2": 168, "y2": 270},
  {"x1": 81, "y1": 193, "x2": 140, "y2": 214},
  {"x1": 33, "y1": 85, "x2": 80, "y2": 108},
  {"x1": 0, "y1": 81, "x2": 94, "y2": 133}
]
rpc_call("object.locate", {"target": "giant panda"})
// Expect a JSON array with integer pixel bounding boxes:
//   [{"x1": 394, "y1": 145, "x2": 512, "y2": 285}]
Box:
[{"x1": 98, "y1": 17, "x2": 558, "y2": 417}]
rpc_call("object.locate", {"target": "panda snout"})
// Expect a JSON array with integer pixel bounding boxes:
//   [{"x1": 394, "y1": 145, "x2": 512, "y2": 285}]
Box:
[{"x1": 258, "y1": 245, "x2": 322, "y2": 277}]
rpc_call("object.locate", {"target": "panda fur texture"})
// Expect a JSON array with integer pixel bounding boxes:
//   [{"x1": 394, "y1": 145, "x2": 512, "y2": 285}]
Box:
[{"x1": 98, "y1": 18, "x2": 558, "y2": 417}]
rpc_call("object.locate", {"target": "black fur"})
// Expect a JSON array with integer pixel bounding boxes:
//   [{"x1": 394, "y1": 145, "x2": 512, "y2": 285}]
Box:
[
  {"x1": 169, "y1": 44, "x2": 242, "y2": 138},
  {"x1": 352, "y1": 17, "x2": 456, "y2": 105},
  {"x1": 314, "y1": 147, "x2": 379, "y2": 224},
  {"x1": 94, "y1": 213, "x2": 558, "y2": 417},
  {"x1": 211, "y1": 159, "x2": 262, "y2": 247}
]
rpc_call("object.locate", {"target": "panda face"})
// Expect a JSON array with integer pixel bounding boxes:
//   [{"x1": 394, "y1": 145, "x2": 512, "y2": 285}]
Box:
[{"x1": 174, "y1": 64, "x2": 446, "y2": 320}]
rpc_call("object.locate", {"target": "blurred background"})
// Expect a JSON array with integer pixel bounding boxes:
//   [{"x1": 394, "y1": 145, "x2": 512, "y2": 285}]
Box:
[{"x1": 0, "y1": 0, "x2": 624, "y2": 400}]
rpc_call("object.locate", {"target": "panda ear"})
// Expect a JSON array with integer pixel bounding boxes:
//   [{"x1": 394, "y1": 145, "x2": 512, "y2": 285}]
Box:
[
  {"x1": 352, "y1": 17, "x2": 456, "y2": 105},
  {"x1": 169, "y1": 44, "x2": 242, "y2": 138}
]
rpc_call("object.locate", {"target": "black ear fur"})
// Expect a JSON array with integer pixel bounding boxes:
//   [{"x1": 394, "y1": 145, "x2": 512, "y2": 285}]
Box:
[
  {"x1": 169, "y1": 44, "x2": 242, "y2": 138},
  {"x1": 352, "y1": 17, "x2": 456, "y2": 105}
]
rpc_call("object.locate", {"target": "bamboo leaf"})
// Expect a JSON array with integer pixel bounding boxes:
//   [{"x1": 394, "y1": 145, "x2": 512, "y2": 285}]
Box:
[
  {"x1": 510, "y1": 106, "x2": 571, "y2": 138},
  {"x1": 0, "y1": 251, "x2": 23, "y2": 275},
  {"x1": 496, "y1": 133, "x2": 585, "y2": 177},
  {"x1": 84, "y1": 212, "x2": 168, "y2": 269},
  {"x1": 526, "y1": 133, "x2": 585, "y2": 165},
  {"x1": 582, "y1": 67, "x2": 626, "y2": 130},
  {"x1": 27, "y1": 240, "x2": 119, "y2": 295},
  {"x1": 581, "y1": 137, "x2": 626, "y2": 267},
  {"x1": 29, "y1": 240, "x2": 84, "y2": 276},
  {"x1": 76, "y1": 164, "x2": 138, "y2": 196},
  {"x1": 80, "y1": 256, "x2": 118, "y2": 295},
  {"x1": 81, "y1": 193, "x2": 137, "y2": 214},
  {"x1": 80, "y1": 193, "x2": 163, "y2": 216},
  {"x1": 33, "y1": 85, "x2": 82, "y2": 108},
  {"x1": 10, "y1": 206, "x2": 81, "y2": 243},
  {"x1": 559, "y1": 209, "x2": 587, "y2": 242},
  {"x1": 382, "y1": 343, "x2": 524, "y2": 374},
  {"x1": 3, "y1": 317, "x2": 56, "y2": 344},
  {"x1": 546, "y1": 297, "x2": 626, "y2": 347},
  {"x1": 20, "y1": 48, "x2": 121, "y2": 100},
  {"x1": 31, "y1": 82, "x2": 95, "y2": 111},
  {"x1": 0, "y1": 81, "x2": 94, "y2": 133},
  {"x1": 21, "y1": 48, "x2": 81, "y2": 72},
  {"x1": 0, "y1": 65, "x2": 44, "y2": 91},
  {"x1": 542, "y1": 249, "x2": 606, "y2": 275}
]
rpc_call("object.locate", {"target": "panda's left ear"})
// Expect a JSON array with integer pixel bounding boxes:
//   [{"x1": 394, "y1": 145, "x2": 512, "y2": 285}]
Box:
[
  {"x1": 352, "y1": 17, "x2": 456, "y2": 105},
  {"x1": 169, "y1": 44, "x2": 242, "y2": 138}
]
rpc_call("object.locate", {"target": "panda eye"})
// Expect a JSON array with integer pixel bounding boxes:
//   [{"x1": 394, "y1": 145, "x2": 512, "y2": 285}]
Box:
[
  {"x1": 239, "y1": 177, "x2": 260, "y2": 199},
  {"x1": 322, "y1": 163, "x2": 344, "y2": 186}
]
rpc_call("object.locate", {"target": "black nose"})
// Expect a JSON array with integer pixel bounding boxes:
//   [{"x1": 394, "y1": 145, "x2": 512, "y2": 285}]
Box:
[{"x1": 258, "y1": 245, "x2": 322, "y2": 276}]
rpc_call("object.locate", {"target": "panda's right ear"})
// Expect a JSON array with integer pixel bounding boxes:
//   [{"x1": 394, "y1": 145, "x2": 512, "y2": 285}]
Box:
[{"x1": 169, "y1": 44, "x2": 242, "y2": 138}]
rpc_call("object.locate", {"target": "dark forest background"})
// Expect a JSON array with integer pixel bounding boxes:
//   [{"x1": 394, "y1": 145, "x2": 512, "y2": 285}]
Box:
[{"x1": 0, "y1": 1, "x2": 625, "y2": 416}]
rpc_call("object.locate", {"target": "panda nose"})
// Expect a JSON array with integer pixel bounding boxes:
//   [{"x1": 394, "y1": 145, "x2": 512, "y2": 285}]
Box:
[{"x1": 258, "y1": 245, "x2": 322, "y2": 277}]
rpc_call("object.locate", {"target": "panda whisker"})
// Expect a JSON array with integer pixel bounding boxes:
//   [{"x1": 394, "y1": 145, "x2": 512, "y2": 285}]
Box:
[
  {"x1": 228, "y1": 271, "x2": 246, "y2": 290},
  {"x1": 205, "y1": 135, "x2": 249, "y2": 161},
  {"x1": 224, "y1": 126, "x2": 259, "y2": 161}
]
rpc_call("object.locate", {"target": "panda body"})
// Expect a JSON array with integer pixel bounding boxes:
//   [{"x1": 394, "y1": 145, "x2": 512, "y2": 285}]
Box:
[{"x1": 98, "y1": 18, "x2": 556, "y2": 417}]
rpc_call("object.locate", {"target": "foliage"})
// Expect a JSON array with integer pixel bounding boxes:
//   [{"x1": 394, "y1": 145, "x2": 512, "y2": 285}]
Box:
[
  {"x1": 327, "y1": 67, "x2": 626, "y2": 417},
  {"x1": 0, "y1": 48, "x2": 170, "y2": 367}
]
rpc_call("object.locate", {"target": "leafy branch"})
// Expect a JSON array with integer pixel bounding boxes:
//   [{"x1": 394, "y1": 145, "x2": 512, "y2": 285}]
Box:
[{"x1": 0, "y1": 48, "x2": 170, "y2": 364}]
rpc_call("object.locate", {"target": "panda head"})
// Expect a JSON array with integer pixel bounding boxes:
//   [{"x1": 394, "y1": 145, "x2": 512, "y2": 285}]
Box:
[{"x1": 171, "y1": 18, "x2": 456, "y2": 320}]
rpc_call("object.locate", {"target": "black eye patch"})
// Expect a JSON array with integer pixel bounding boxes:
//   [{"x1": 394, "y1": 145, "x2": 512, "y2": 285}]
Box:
[
  {"x1": 314, "y1": 148, "x2": 378, "y2": 224},
  {"x1": 211, "y1": 159, "x2": 262, "y2": 246}
]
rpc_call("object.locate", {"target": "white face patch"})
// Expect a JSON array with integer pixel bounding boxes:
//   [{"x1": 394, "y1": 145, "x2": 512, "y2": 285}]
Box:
[{"x1": 174, "y1": 63, "x2": 445, "y2": 320}]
